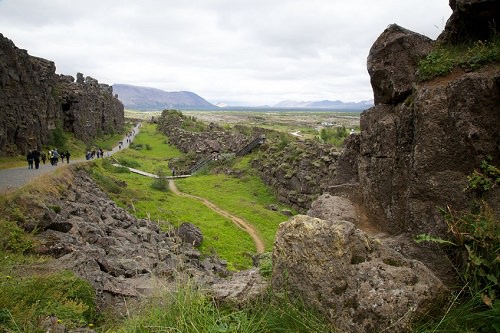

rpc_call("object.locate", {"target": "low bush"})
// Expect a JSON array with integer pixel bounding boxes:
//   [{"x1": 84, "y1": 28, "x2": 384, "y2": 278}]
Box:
[
  {"x1": 0, "y1": 270, "x2": 98, "y2": 332},
  {"x1": 116, "y1": 157, "x2": 141, "y2": 168},
  {"x1": 151, "y1": 168, "x2": 169, "y2": 191},
  {"x1": 0, "y1": 219, "x2": 34, "y2": 254}
]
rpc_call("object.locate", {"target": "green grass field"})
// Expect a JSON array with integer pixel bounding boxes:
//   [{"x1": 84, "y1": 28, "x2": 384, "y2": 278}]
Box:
[
  {"x1": 91, "y1": 125, "x2": 290, "y2": 270},
  {"x1": 113, "y1": 123, "x2": 183, "y2": 174},
  {"x1": 176, "y1": 169, "x2": 291, "y2": 251}
]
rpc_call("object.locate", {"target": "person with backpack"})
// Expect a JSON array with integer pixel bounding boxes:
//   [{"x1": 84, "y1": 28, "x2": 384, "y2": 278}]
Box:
[
  {"x1": 65, "y1": 150, "x2": 71, "y2": 163},
  {"x1": 32, "y1": 148, "x2": 41, "y2": 169},
  {"x1": 26, "y1": 150, "x2": 34, "y2": 169},
  {"x1": 41, "y1": 150, "x2": 46, "y2": 164},
  {"x1": 51, "y1": 149, "x2": 59, "y2": 166}
]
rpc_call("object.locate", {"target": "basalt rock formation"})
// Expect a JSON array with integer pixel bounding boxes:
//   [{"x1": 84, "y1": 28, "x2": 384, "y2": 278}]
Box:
[
  {"x1": 272, "y1": 0, "x2": 499, "y2": 331},
  {"x1": 272, "y1": 215, "x2": 446, "y2": 333},
  {"x1": 438, "y1": 0, "x2": 500, "y2": 44},
  {"x1": 156, "y1": 110, "x2": 249, "y2": 155},
  {"x1": 0, "y1": 34, "x2": 124, "y2": 156},
  {"x1": 327, "y1": 1, "x2": 500, "y2": 266},
  {"x1": 253, "y1": 140, "x2": 343, "y2": 212},
  {"x1": 32, "y1": 170, "x2": 228, "y2": 312}
]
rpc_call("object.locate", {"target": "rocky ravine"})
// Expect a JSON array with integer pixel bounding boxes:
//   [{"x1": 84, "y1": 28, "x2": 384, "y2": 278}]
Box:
[
  {"x1": 0, "y1": 34, "x2": 124, "y2": 156},
  {"x1": 30, "y1": 169, "x2": 265, "y2": 313},
  {"x1": 22, "y1": 1, "x2": 497, "y2": 331}
]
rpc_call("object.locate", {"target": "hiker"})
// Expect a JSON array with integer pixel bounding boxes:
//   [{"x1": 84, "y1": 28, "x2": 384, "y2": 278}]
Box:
[
  {"x1": 172, "y1": 168, "x2": 176, "y2": 177},
  {"x1": 51, "y1": 149, "x2": 59, "y2": 166},
  {"x1": 65, "y1": 150, "x2": 71, "y2": 163},
  {"x1": 60, "y1": 151, "x2": 65, "y2": 163},
  {"x1": 32, "y1": 148, "x2": 41, "y2": 169},
  {"x1": 41, "y1": 150, "x2": 46, "y2": 164},
  {"x1": 26, "y1": 150, "x2": 34, "y2": 169}
]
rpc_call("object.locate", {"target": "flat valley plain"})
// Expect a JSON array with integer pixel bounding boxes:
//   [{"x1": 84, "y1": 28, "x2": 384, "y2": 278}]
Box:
[{"x1": 126, "y1": 109, "x2": 362, "y2": 138}]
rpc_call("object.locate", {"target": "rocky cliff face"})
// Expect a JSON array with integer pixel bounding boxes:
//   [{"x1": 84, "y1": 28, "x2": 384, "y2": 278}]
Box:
[
  {"x1": 0, "y1": 34, "x2": 124, "y2": 156},
  {"x1": 253, "y1": 140, "x2": 342, "y2": 212},
  {"x1": 156, "y1": 110, "x2": 249, "y2": 155},
  {"x1": 342, "y1": 18, "x2": 500, "y2": 239},
  {"x1": 272, "y1": 0, "x2": 499, "y2": 330}
]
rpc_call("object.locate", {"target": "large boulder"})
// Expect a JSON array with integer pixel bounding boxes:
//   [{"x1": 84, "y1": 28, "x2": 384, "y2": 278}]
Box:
[
  {"x1": 307, "y1": 193, "x2": 359, "y2": 224},
  {"x1": 367, "y1": 24, "x2": 433, "y2": 105},
  {"x1": 174, "y1": 222, "x2": 203, "y2": 247},
  {"x1": 272, "y1": 215, "x2": 447, "y2": 333}
]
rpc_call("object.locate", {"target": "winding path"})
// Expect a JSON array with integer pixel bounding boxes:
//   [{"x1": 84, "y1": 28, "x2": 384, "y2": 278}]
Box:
[{"x1": 168, "y1": 179, "x2": 265, "y2": 254}]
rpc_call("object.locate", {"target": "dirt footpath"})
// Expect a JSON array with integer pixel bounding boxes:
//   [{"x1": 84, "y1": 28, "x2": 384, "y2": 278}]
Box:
[{"x1": 168, "y1": 180, "x2": 265, "y2": 254}]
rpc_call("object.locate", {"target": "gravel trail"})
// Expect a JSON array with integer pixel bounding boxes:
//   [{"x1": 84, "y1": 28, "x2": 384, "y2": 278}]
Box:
[{"x1": 0, "y1": 124, "x2": 141, "y2": 193}]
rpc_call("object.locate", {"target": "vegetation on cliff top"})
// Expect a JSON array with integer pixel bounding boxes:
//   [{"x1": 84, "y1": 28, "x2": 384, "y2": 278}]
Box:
[{"x1": 418, "y1": 38, "x2": 500, "y2": 81}]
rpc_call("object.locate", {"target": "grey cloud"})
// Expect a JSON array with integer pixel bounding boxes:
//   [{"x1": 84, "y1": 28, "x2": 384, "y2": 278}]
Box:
[{"x1": 0, "y1": 0, "x2": 451, "y2": 105}]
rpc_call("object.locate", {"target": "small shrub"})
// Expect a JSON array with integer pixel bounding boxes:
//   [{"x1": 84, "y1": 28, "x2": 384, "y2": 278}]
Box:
[
  {"x1": 258, "y1": 252, "x2": 273, "y2": 278},
  {"x1": 130, "y1": 143, "x2": 144, "y2": 150},
  {"x1": 151, "y1": 168, "x2": 169, "y2": 191},
  {"x1": 48, "y1": 205, "x2": 61, "y2": 213},
  {"x1": 0, "y1": 219, "x2": 33, "y2": 254},
  {"x1": 319, "y1": 126, "x2": 349, "y2": 147},
  {"x1": 48, "y1": 125, "x2": 68, "y2": 151},
  {"x1": 277, "y1": 133, "x2": 290, "y2": 151},
  {"x1": 116, "y1": 157, "x2": 141, "y2": 169},
  {"x1": 465, "y1": 156, "x2": 500, "y2": 196}
]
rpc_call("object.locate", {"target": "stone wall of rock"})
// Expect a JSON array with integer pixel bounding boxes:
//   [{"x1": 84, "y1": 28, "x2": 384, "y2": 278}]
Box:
[
  {"x1": 321, "y1": 0, "x2": 500, "y2": 279},
  {"x1": 156, "y1": 110, "x2": 249, "y2": 155},
  {"x1": 338, "y1": 20, "x2": 500, "y2": 239},
  {"x1": 0, "y1": 34, "x2": 124, "y2": 156},
  {"x1": 252, "y1": 139, "x2": 343, "y2": 212}
]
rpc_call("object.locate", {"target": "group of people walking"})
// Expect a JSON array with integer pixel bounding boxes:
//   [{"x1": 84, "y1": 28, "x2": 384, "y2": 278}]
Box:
[
  {"x1": 26, "y1": 148, "x2": 70, "y2": 169},
  {"x1": 85, "y1": 148, "x2": 105, "y2": 160},
  {"x1": 25, "y1": 124, "x2": 140, "y2": 170}
]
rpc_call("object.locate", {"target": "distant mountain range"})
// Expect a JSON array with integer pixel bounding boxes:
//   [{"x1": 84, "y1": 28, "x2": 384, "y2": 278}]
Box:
[
  {"x1": 112, "y1": 83, "x2": 373, "y2": 111},
  {"x1": 273, "y1": 99, "x2": 373, "y2": 110},
  {"x1": 112, "y1": 84, "x2": 216, "y2": 110}
]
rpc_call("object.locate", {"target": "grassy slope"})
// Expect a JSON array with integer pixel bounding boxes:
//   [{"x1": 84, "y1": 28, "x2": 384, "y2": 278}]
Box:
[
  {"x1": 176, "y1": 157, "x2": 292, "y2": 251},
  {"x1": 96, "y1": 123, "x2": 288, "y2": 270}
]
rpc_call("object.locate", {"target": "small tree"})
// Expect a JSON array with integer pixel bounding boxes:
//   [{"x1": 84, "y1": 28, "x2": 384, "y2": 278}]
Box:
[{"x1": 151, "y1": 167, "x2": 169, "y2": 191}]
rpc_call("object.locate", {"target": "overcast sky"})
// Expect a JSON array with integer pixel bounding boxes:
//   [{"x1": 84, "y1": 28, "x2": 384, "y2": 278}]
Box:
[{"x1": 0, "y1": 0, "x2": 452, "y2": 106}]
